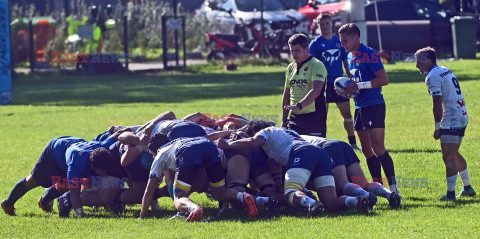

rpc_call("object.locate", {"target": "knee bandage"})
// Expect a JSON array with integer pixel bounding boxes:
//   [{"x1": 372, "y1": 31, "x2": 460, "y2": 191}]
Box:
[
  {"x1": 209, "y1": 178, "x2": 226, "y2": 188},
  {"x1": 173, "y1": 180, "x2": 192, "y2": 194},
  {"x1": 284, "y1": 168, "x2": 311, "y2": 196},
  {"x1": 313, "y1": 175, "x2": 335, "y2": 189}
]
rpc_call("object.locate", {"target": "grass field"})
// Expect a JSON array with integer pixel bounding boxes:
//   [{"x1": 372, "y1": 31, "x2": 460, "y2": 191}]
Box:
[{"x1": 1, "y1": 59, "x2": 479, "y2": 238}]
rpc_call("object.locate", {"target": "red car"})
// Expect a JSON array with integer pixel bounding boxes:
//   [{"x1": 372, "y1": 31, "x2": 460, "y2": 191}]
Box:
[{"x1": 299, "y1": 0, "x2": 349, "y2": 33}]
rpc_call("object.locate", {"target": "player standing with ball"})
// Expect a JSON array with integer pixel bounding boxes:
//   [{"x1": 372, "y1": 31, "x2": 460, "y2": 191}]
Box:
[
  {"x1": 338, "y1": 23, "x2": 399, "y2": 195},
  {"x1": 415, "y1": 47, "x2": 475, "y2": 201}
]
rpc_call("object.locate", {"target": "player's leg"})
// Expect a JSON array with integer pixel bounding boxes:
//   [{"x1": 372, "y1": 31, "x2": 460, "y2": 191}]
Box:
[
  {"x1": 224, "y1": 154, "x2": 250, "y2": 209},
  {"x1": 336, "y1": 101, "x2": 359, "y2": 149},
  {"x1": 455, "y1": 148, "x2": 476, "y2": 197},
  {"x1": 356, "y1": 129, "x2": 382, "y2": 184},
  {"x1": 172, "y1": 165, "x2": 204, "y2": 221},
  {"x1": 368, "y1": 127, "x2": 399, "y2": 193},
  {"x1": 440, "y1": 142, "x2": 459, "y2": 200}
]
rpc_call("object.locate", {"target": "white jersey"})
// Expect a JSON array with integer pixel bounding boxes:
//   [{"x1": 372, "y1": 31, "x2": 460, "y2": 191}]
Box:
[
  {"x1": 426, "y1": 65, "x2": 468, "y2": 129},
  {"x1": 300, "y1": 135, "x2": 328, "y2": 146},
  {"x1": 256, "y1": 127, "x2": 307, "y2": 166},
  {"x1": 149, "y1": 137, "x2": 225, "y2": 178}
]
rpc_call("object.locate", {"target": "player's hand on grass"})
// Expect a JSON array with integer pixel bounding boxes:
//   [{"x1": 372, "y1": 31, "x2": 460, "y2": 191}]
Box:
[{"x1": 433, "y1": 130, "x2": 440, "y2": 140}]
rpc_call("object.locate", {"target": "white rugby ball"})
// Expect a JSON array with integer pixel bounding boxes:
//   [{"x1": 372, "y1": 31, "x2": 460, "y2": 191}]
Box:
[{"x1": 334, "y1": 77, "x2": 354, "y2": 98}]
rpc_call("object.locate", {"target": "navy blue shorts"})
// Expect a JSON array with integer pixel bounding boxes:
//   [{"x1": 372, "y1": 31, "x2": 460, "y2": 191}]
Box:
[
  {"x1": 168, "y1": 121, "x2": 207, "y2": 140},
  {"x1": 175, "y1": 139, "x2": 220, "y2": 170},
  {"x1": 124, "y1": 153, "x2": 151, "y2": 182},
  {"x1": 318, "y1": 140, "x2": 360, "y2": 168},
  {"x1": 288, "y1": 143, "x2": 333, "y2": 178},
  {"x1": 354, "y1": 103, "x2": 386, "y2": 131},
  {"x1": 31, "y1": 138, "x2": 67, "y2": 188},
  {"x1": 326, "y1": 82, "x2": 350, "y2": 103},
  {"x1": 107, "y1": 142, "x2": 129, "y2": 179},
  {"x1": 440, "y1": 127, "x2": 466, "y2": 136}
]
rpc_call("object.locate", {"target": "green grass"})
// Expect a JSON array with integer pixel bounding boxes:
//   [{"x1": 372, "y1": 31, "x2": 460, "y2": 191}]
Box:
[{"x1": 1, "y1": 60, "x2": 480, "y2": 238}]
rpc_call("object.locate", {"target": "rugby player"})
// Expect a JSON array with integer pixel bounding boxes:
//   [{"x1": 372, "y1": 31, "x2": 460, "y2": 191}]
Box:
[
  {"x1": 338, "y1": 23, "x2": 399, "y2": 194},
  {"x1": 216, "y1": 121, "x2": 370, "y2": 216},
  {"x1": 415, "y1": 47, "x2": 476, "y2": 200},
  {"x1": 309, "y1": 14, "x2": 359, "y2": 150}
]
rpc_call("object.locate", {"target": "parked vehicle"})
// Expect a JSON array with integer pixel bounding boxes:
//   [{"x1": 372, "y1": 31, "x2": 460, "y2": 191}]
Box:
[
  {"x1": 300, "y1": 0, "x2": 479, "y2": 54},
  {"x1": 205, "y1": 15, "x2": 281, "y2": 60},
  {"x1": 198, "y1": 0, "x2": 310, "y2": 51}
]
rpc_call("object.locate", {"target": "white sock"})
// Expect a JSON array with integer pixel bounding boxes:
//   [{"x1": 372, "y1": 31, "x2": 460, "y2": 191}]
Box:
[
  {"x1": 236, "y1": 192, "x2": 244, "y2": 202},
  {"x1": 344, "y1": 197, "x2": 358, "y2": 208},
  {"x1": 458, "y1": 169, "x2": 471, "y2": 187},
  {"x1": 389, "y1": 184, "x2": 399, "y2": 194},
  {"x1": 446, "y1": 175, "x2": 457, "y2": 192},
  {"x1": 343, "y1": 183, "x2": 369, "y2": 197},
  {"x1": 299, "y1": 196, "x2": 316, "y2": 208},
  {"x1": 188, "y1": 204, "x2": 198, "y2": 212},
  {"x1": 255, "y1": 196, "x2": 269, "y2": 205}
]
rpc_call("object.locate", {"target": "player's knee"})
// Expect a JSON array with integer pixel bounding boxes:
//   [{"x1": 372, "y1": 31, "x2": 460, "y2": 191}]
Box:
[
  {"x1": 173, "y1": 180, "x2": 192, "y2": 195},
  {"x1": 284, "y1": 168, "x2": 311, "y2": 196}
]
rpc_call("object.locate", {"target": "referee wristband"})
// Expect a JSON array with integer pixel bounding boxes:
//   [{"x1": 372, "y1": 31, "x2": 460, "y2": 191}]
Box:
[
  {"x1": 435, "y1": 122, "x2": 441, "y2": 131},
  {"x1": 357, "y1": 81, "x2": 372, "y2": 89}
]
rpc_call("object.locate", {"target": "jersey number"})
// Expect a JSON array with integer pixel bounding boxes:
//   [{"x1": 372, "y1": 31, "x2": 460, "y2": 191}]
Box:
[{"x1": 451, "y1": 77, "x2": 461, "y2": 95}]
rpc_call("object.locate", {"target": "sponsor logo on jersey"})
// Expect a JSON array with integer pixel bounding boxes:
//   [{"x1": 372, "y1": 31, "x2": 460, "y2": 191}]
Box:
[
  {"x1": 322, "y1": 49, "x2": 340, "y2": 66},
  {"x1": 457, "y1": 98, "x2": 466, "y2": 108},
  {"x1": 289, "y1": 79, "x2": 308, "y2": 91},
  {"x1": 304, "y1": 67, "x2": 309, "y2": 72}
]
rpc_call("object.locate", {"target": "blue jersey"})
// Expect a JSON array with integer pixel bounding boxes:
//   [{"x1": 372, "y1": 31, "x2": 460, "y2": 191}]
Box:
[
  {"x1": 65, "y1": 137, "x2": 118, "y2": 182},
  {"x1": 309, "y1": 35, "x2": 347, "y2": 83},
  {"x1": 51, "y1": 136, "x2": 87, "y2": 172},
  {"x1": 348, "y1": 43, "x2": 385, "y2": 108}
]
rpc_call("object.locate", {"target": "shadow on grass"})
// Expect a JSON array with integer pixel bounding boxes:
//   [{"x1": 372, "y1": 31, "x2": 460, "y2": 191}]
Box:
[
  {"x1": 11, "y1": 70, "x2": 284, "y2": 106},
  {"x1": 388, "y1": 148, "x2": 442, "y2": 153}
]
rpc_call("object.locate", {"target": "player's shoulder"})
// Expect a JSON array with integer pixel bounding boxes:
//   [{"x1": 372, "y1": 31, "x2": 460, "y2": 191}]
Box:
[
  {"x1": 360, "y1": 43, "x2": 378, "y2": 54},
  {"x1": 426, "y1": 65, "x2": 443, "y2": 81},
  {"x1": 287, "y1": 61, "x2": 296, "y2": 70}
]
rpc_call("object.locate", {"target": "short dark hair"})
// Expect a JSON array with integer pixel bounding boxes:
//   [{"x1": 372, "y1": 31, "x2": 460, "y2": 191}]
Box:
[
  {"x1": 316, "y1": 13, "x2": 332, "y2": 23},
  {"x1": 245, "y1": 120, "x2": 275, "y2": 137},
  {"x1": 90, "y1": 148, "x2": 113, "y2": 171},
  {"x1": 338, "y1": 23, "x2": 360, "y2": 37},
  {"x1": 288, "y1": 34, "x2": 310, "y2": 48},
  {"x1": 415, "y1": 47, "x2": 437, "y2": 65},
  {"x1": 148, "y1": 133, "x2": 170, "y2": 153}
]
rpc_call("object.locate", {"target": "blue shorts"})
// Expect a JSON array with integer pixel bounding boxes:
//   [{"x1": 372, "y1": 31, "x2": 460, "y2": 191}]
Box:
[
  {"x1": 326, "y1": 82, "x2": 350, "y2": 103},
  {"x1": 124, "y1": 153, "x2": 152, "y2": 182},
  {"x1": 168, "y1": 121, "x2": 206, "y2": 140},
  {"x1": 92, "y1": 131, "x2": 112, "y2": 142},
  {"x1": 175, "y1": 139, "x2": 220, "y2": 170},
  {"x1": 288, "y1": 143, "x2": 333, "y2": 178},
  {"x1": 31, "y1": 138, "x2": 67, "y2": 188},
  {"x1": 354, "y1": 103, "x2": 386, "y2": 131},
  {"x1": 317, "y1": 140, "x2": 360, "y2": 168},
  {"x1": 224, "y1": 147, "x2": 269, "y2": 179},
  {"x1": 107, "y1": 142, "x2": 129, "y2": 179}
]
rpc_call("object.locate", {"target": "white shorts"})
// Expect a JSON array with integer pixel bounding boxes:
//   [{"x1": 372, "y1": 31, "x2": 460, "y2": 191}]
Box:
[{"x1": 440, "y1": 135, "x2": 463, "y2": 145}]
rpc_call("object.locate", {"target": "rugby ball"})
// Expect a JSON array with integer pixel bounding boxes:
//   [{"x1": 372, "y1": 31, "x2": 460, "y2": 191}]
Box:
[{"x1": 334, "y1": 77, "x2": 354, "y2": 98}]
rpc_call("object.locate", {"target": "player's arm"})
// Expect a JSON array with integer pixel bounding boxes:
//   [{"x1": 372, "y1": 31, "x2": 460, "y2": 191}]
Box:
[
  {"x1": 342, "y1": 59, "x2": 352, "y2": 78},
  {"x1": 142, "y1": 111, "x2": 176, "y2": 136},
  {"x1": 204, "y1": 130, "x2": 234, "y2": 141},
  {"x1": 281, "y1": 86, "x2": 291, "y2": 127},
  {"x1": 140, "y1": 176, "x2": 159, "y2": 219},
  {"x1": 346, "y1": 68, "x2": 389, "y2": 94},
  {"x1": 69, "y1": 180, "x2": 84, "y2": 218},
  {"x1": 121, "y1": 146, "x2": 141, "y2": 167},
  {"x1": 216, "y1": 135, "x2": 266, "y2": 150},
  {"x1": 432, "y1": 95, "x2": 443, "y2": 140},
  {"x1": 284, "y1": 80, "x2": 323, "y2": 111}
]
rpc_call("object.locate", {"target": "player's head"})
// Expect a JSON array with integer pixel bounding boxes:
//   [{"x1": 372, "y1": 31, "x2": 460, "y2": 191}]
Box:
[
  {"x1": 89, "y1": 148, "x2": 113, "y2": 176},
  {"x1": 245, "y1": 120, "x2": 275, "y2": 137},
  {"x1": 288, "y1": 34, "x2": 311, "y2": 63},
  {"x1": 316, "y1": 13, "x2": 332, "y2": 35},
  {"x1": 414, "y1": 47, "x2": 436, "y2": 74},
  {"x1": 148, "y1": 133, "x2": 170, "y2": 156},
  {"x1": 338, "y1": 23, "x2": 360, "y2": 53}
]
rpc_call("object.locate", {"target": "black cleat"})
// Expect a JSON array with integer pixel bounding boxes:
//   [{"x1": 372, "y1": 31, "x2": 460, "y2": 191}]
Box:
[
  {"x1": 265, "y1": 198, "x2": 280, "y2": 217},
  {"x1": 389, "y1": 192, "x2": 402, "y2": 209},
  {"x1": 307, "y1": 201, "x2": 324, "y2": 218},
  {"x1": 57, "y1": 192, "x2": 72, "y2": 218},
  {"x1": 368, "y1": 193, "x2": 378, "y2": 210},
  {"x1": 356, "y1": 195, "x2": 369, "y2": 214}
]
